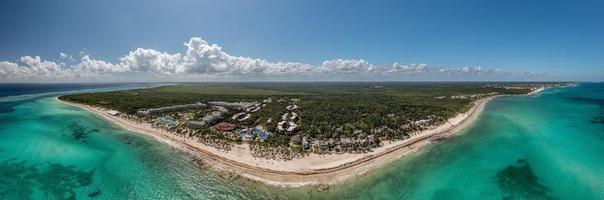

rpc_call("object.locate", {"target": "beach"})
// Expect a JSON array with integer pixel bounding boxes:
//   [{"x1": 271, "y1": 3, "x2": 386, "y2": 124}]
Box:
[
  {"x1": 5, "y1": 84, "x2": 600, "y2": 199},
  {"x1": 57, "y1": 96, "x2": 492, "y2": 187}
]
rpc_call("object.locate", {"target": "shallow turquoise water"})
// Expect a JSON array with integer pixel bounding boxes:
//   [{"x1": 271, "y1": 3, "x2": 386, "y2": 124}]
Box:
[
  {"x1": 1, "y1": 83, "x2": 603, "y2": 199},
  {"x1": 0, "y1": 88, "x2": 266, "y2": 199}
]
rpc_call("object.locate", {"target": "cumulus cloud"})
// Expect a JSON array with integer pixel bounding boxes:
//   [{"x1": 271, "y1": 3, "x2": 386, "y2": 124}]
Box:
[
  {"x1": 72, "y1": 55, "x2": 129, "y2": 77},
  {"x1": 387, "y1": 63, "x2": 429, "y2": 75},
  {"x1": 59, "y1": 52, "x2": 75, "y2": 62},
  {"x1": 0, "y1": 37, "x2": 545, "y2": 81},
  {"x1": 1, "y1": 56, "x2": 66, "y2": 79},
  {"x1": 120, "y1": 48, "x2": 182, "y2": 75},
  {"x1": 0, "y1": 61, "x2": 24, "y2": 78},
  {"x1": 319, "y1": 59, "x2": 379, "y2": 75}
]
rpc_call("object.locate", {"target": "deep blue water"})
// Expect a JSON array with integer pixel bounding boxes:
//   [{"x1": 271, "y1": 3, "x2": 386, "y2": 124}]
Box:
[{"x1": 0, "y1": 83, "x2": 139, "y2": 97}]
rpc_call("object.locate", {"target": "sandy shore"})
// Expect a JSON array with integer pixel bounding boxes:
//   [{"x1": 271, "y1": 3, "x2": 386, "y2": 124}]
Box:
[
  {"x1": 528, "y1": 86, "x2": 545, "y2": 95},
  {"x1": 57, "y1": 96, "x2": 493, "y2": 187}
]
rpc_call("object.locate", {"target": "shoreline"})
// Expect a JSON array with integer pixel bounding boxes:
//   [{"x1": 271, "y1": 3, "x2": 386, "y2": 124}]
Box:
[{"x1": 57, "y1": 96, "x2": 493, "y2": 187}]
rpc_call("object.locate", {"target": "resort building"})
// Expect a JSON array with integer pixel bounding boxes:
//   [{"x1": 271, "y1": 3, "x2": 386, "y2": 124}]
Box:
[
  {"x1": 231, "y1": 112, "x2": 251, "y2": 121},
  {"x1": 281, "y1": 112, "x2": 299, "y2": 121},
  {"x1": 277, "y1": 121, "x2": 298, "y2": 132},
  {"x1": 208, "y1": 101, "x2": 256, "y2": 109},
  {"x1": 212, "y1": 122, "x2": 236, "y2": 132},
  {"x1": 281, "y1": 113, "x2": 289, "y2": 121},
  {"x1": 153, "y1": 116, "x2": 177, "y2": 128},
  {"x1": 289, "y1": 112, "x2": 298, "y2": 120},
  {"x1": 246, "y1": 106, "x2": 261, "y2": 112},
  {"x1": 137, "y1": 102, "x2": 207, "y2": 116},
  {"x1": 187, "y1": 105, "x2": 233, "y2": 129},
  {"x1": 237, "y1": 128, "x2": 269, "y2": 141},
  {"x1": 106, "y1": 110, "x2": 120, "y2": 116},
  {"x1": 251, "y1": 128, "x2": 269, "y2": 140},
  {"x1": 286, "y1": 104, "x2": 299, "y2": 110},
  {"x1": 277, "y1": 121, "x2": 287, "y2": 131},
  {"x1": 286, "y1": 122, "x2": 298, "y2": 132},
  {"x1": 202, "y1": 111, "x2": 223, "y2": 125},
  {"x1": 213, "y1": 106, "x2": 228, "y2": 113},
  {"x1": 187, "y1": 121, "x2": 206, "y2": 129},
  {"x1": 239, "y1": 130, "x2": 255, "y2": 142}
]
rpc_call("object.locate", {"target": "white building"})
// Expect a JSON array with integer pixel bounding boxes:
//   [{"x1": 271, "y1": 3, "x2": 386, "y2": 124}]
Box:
[
  {"x1": 107, "y1": 110, "x2": 120, "y2": 116},
  {"x1": 286, "y1": 104, "x2": 299, "y2": 110}
]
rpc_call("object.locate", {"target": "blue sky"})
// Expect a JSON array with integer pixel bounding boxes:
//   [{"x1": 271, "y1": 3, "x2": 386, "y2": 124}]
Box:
[{"x1": 0, "y1": 0, "x2": 603, "y2": 82}]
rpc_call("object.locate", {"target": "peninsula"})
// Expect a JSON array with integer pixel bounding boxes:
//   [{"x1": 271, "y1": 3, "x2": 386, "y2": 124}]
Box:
[{"x1": 57, "y1": 82, "x2": 571, "y2": 187}]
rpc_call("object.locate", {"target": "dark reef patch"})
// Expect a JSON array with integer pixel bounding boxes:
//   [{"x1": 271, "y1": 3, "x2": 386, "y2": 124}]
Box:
[
  {"x1": 36, "y1": 164, "x2": 95, "y2": 199},
  {"x1": 496, "y1": 159, "x2": 553, "y2": 200},
  {"x1": 591, "y1": 113, "x2": 604, "y2": 125},
  {"x1": 67, "y1": 122, "x2": 98, "y2": 144},
  {"x1": 87, "y1": 187, "x2": 101, "y2": 198},
  {"x1": 0, "y1": 100, "x2": 26, "y2": 114},
  {"x1": 0, "y1": 160, "x2": 36, "y2": 199},
  {"x1": 0, "y1": 159, "x2": 95, "y2": 199}
]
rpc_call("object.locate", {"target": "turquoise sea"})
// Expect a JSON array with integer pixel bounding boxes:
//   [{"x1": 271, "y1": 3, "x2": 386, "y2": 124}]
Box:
[{"x1": 1, "y1": 83, "x2": 603, "y2": 199}]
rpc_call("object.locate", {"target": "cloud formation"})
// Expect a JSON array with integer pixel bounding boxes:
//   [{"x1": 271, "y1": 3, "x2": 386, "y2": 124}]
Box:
[{"x1": 0, "y1": 37, "x2": 543, "y2": 82}]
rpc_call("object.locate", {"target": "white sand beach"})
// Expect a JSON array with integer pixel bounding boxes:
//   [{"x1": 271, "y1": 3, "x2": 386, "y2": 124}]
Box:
[{"x1": 57, "y1": 96, "x2": 492, "y2": 187}]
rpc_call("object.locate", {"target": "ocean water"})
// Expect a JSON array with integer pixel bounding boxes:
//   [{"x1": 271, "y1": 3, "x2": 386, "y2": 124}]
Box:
[
  {"x1": 0, "y1": 83, "x2": 130, "y2": 98},
  {"x1": 0, "y1": 84, "x2": 266, "y2": 199},
  {"x1": 278, "y1": 83, "x2": 604, "y2": 200},
  {"x1": 1, "y1": 83, "x2": 603, "y2": 199}
]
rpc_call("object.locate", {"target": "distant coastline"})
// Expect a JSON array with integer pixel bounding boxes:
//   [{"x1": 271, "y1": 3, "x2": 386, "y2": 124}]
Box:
[{"x1": 57, "y1": 95, "x2": 494, "y2": 187}]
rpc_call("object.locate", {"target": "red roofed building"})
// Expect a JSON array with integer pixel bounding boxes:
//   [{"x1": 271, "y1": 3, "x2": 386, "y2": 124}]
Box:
[{"x1": 212, "y1": 122, "x2": 236, "y2": 131}]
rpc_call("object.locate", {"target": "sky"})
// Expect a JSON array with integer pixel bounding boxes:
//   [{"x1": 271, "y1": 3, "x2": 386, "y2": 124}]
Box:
[{"x1": 1, "y1": 0, "x2": 603, "y2": 82}]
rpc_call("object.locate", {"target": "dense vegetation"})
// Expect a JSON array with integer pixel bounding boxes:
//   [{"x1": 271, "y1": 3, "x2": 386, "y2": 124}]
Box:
[
  {"x1": 60, "y1": 82, "x2": 529, "y2": 114},
  {"x1": 60, "y1": 82, "x2": 540, "y2": 157}
]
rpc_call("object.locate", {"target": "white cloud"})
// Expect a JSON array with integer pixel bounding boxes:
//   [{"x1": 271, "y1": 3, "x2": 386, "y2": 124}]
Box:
[
  {"x1": 0, "y1": 37, "x2": 545, "y2": 82},
  {"x1": 72, "y1": 55, "x2": 129, "y2": 78},
  {"x1": 178, "y1": 37, "x2": 316, "y2": 77},
  {"x1": 1, "y1": 56, "x2": 67, "y2": 80},
  {"x1": 388, "y1": 63, "x2": 428, "y2": 75},
  {"x1": 319, "y1": 59, "x2": 379, "y2": 75},
  {"x1": 0, "y1": 61, "x2": 24, "y2": 78},
  {"x1": 59, "y1": 52, "x2": 75, "y2": 62},
  {"x1": 120, "y1": 48, "x2": 182, "y2": 75}
]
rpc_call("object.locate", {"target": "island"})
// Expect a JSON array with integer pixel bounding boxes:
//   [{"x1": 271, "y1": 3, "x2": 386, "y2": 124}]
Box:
[{"x1": 57, "y1": 82, "x2": 573, "y2": 187}]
